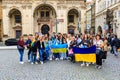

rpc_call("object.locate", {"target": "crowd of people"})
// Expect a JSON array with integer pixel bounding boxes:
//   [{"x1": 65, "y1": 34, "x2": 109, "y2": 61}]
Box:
[{"x1": 17, "y1": 33, "x2": 120, "y2": 69}]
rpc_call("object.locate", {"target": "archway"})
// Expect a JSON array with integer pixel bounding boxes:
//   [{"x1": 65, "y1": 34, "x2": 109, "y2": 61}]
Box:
[
  {"x1": 97, "y1": 26, "x2": 102, "y2": 34},
  {"x1": 67, "y1": 9, "x2": 80, "y2": 34},
  {"x1": 41, "y1": 24, "x2": 50, "y2": 35},
  {"x1": 8, "y1": 9, "x2": 22, "y2": 38},
  {"x1": 33, "y1": 4, "x2": 56, "y2": 34}
]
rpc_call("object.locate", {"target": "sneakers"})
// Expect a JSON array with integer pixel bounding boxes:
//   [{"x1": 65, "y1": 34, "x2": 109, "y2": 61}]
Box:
[
  {"x1": 19, "y1": 62, "x2": 24, "y2": 64},
  {"x1": 40, "y1": 61, "x2": 44, "y2": 64},
  {"x1": 49, "y1": 58, "x2": 52, "y2": 61},
  {"x1": 35, "y1": 62, "x2": 38, "y2": 64},
  {"x1": 28, "y1": 60, "x2": 31, "y2": 62},
  {"x1": 86, "y1": 63, "x2": 89, "y2": 67},
  {"x1": 60, "y1": 57, "x2": 63, "y2": 60},
  {"x1": 81, "y1": 63, "x2": 85, "y2": 67},
  {"x1": 97, "y1": 66, "x2": 102, "y2": 69},
  {"x1": 95, "y1": 65, "x2": 102, "y2": 69},
  {"x1": 31, "y1": 62, "x2": 34, "y2": 64},
  {"x1": 55, "y1": 58, "x2": 59, "y2": 61}
]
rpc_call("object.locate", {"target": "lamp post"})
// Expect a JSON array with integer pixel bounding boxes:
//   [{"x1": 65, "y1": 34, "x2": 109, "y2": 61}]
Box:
[
  {"x1": 55, "y1": 18, "x2": 59, "y2": 33},
  {"x1": 78, "y1": 11, "x2": 81, "y2": 34}
]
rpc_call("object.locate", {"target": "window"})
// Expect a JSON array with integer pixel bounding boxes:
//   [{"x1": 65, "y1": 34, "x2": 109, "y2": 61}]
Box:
[
  {"x1": 114, "y1": 0, "x2": 117, "y2": 3},
  {"x1": 41, "y1": 11, "x2": 44, "y2": 17},
  {"x1": 108, "y1": 1, "x2": 109, "y2": 7},
  {"x1": 114, "y1": 12, "x2": 117, "y2": 18},
  {"x1": 46, "y1": 11, "x2": 49, "y2": 17},
  {"x1": 68, "y1": 15, "x2": 74, "y2": 23},
  {"x1": 111, "y1": 0, "x2": 113, "y2": 5},
  {"x1": 119, "y1": 10, "x2": 120, "y2": 17},
  {"x1": 15, "y1": 15, "x2": 21, "y2": 23}
]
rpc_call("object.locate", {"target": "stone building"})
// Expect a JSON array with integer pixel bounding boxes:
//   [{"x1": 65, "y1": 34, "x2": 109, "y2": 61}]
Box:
[
  {"x1": 0, "y1": 0, "x2": 3, "y2": 41},
  {"x1": 2, "y1": 0, "x2": 86, "y2": 39},
  {"x1": 95, "y1": 0, "x2": 120, "y2": 37},
  {"x1": 86, "y1": 0, "x2": 95, "y2": 34}
]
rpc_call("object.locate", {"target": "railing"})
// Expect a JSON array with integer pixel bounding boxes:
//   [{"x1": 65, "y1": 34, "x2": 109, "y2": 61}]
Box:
[{"x1": 37, "y1": 18, "x2": 50, "y2": 23}]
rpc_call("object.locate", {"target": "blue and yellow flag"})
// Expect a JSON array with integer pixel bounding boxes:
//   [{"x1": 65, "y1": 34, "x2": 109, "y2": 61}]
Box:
[
  {"x1": 51, "y1": 44, "x2": 68, "y2": 53},
  {"x1": 73, "y1": 45, "x2": 96, "y2": 63}
]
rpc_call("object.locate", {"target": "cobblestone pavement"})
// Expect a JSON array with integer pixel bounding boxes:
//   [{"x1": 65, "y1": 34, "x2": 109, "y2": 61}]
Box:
[{"x1": 0, "y1": 50, "x2": 120, "y2": 80}]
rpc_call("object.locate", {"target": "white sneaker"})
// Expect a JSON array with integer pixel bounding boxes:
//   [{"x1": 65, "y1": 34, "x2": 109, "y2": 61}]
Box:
[
  {"x1": 60, "y1": 57, "x2": 63, "y2": 60},
  {"x1": 31, "y1": 62, "x2": 34, "y2": 64},
  {"x1": 49, "y1": 58, "x2": 52, "y2": 61},
  {"x1": 40, "y1": 61, "x2": 43, "y2": 64},
  {"x1": 92, "y1": 62, "x2": 95, "y2": 64},
  {"x1": 35, "y1": 62, "x2": 38, "y2": 64},
  {"x1": 81, "y1": 63, "x2": 85, "y2": 67},
  {"x1": 55, "y1": 58, "x2": 59, "y2": 61},
  {"x1": 86, "y1": 63, "x2": 89, "y2": 67},
  {"x1": 97, "y1": 66, "x2": 102, "y2": 69},
  {"x1": 19, "y1": 62, "x2": 24, "y2": 64},
  {"x1": 28, "y1": 60, "x2": 30, "y2": 62}
]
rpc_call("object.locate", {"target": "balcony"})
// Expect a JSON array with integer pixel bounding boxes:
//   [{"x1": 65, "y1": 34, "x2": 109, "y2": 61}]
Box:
[{"x1": 37, "y1": 18, "x2": 50, "y2": 23}]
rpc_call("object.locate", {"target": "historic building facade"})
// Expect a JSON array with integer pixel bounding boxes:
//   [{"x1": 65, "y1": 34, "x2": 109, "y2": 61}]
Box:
[
  {"x1": 0, "y1": 0, "x2": 3, "y2": 41},
  {"x1": 86, "y1": 0, "x2": 95, "y2": 34},
  {"x1": 95, "y1": 0, "x2": 120, "y2": 37},
  {"x1": 2, "y1": 0, "x2": 86, "y2": 39}
]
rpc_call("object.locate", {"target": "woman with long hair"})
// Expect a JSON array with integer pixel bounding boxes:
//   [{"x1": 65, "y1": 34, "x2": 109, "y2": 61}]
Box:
[
  {"x1": 37, "y1": 36, "x2": 45, "y2": 64},
  {"x1": 17, "y1": 36, "x2": 25, "y2": 64}
]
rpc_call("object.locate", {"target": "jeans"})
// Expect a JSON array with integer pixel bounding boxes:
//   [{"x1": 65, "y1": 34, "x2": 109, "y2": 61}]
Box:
[
  {"x1": 113, "y1": 46, "x2": 118, "y2": 55},
  {"x1": 39, "y1": 49, "x2": 44, "y2": 61},
  {"x1": 46, "y1": 50, "x2": 49, "y2": 60},
  {"x1": 18, "y1": 49, "x2": 24, "y2": 62},
  {"x1": 30, "y1": 51, "x2": 37, "y2": 63},
  {"x1": 54, "y1": 53, "x2": 59, "y2": 59},
  {"x1": 60, "y1": 53, "x2": 67, "y2": 59},
  {"x1": 48, "y1": 49, "x2": 53, "y2": 59},
  {"x1": 28, "y1": 48, "x2": 31, "y2": 60}
]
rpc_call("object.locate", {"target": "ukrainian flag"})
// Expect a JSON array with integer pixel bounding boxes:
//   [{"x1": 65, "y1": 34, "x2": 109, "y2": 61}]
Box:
[
  {"x1": 51, "y1": 44, "x2": 68, "y2": 53},
  {"x1": 73, "y1": 45, "x2": 96, "y2": 63}
]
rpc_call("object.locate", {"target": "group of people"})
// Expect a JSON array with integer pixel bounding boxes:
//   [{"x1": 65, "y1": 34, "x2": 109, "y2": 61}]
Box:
[{"x1": 17, "y1": 32, "x2": 120, "y2": 69}]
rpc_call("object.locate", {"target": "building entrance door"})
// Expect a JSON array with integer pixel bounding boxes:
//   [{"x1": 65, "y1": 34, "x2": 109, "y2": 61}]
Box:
[
  {"x1": 41, "y1": 24, "x2": 50, "y2": 35},
  {"x1": 16, "y1": 30, "x2": 22, "y2": 38}
]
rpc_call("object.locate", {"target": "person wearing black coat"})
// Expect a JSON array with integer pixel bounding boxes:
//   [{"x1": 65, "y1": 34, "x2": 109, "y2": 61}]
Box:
[
  {"x1": 30, "y1": 36, "x2": 38, "y2": 64},
  {"x1": 111, "y1": 35, "x2": 120, "y2": 56},
  {"x1": 37, "y1": 36, "x2": 45, "y2": 64}
]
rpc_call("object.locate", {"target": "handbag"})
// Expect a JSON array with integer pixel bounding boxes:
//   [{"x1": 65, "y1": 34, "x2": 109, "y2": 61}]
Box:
[
  {"x1": 17, "y1": 45, "x2": 24, "y2": 49},
  {"x1": 96, "y1": 49, "x2": 105, "y2": 58}
]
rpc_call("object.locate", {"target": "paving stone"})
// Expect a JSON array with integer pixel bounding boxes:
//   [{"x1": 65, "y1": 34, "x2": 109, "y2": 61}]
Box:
[{"x1": 0, "y1": 50, "x2": 120, "y2": 80}]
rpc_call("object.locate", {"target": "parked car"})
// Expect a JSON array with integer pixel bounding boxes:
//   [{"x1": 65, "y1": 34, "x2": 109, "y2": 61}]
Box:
[{"x1": 5, "y1": 38, "x2": 18, "y2": 46}]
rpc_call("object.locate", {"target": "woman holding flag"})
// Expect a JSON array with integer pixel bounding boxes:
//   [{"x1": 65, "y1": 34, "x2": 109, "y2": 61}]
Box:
[
  {"x1": 59, "y1": 34, "x2": 67, "y2": 60},
  {"x1": 80, "y1": 34, "x2": 91, "y2": 67},
  {"x1": 53, "y1": 35, "x2": 60, "y2": 60}
]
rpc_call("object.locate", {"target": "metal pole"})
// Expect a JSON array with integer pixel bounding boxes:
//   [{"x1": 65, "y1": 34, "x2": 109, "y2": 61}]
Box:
[{"x1": 56, "y1": 19, "x2": 57, "y2": 33}]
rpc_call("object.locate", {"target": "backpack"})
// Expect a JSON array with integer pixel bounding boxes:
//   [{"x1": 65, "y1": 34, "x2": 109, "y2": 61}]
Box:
[{"x1": 114, "y1": 39, "x2": 120, "y2": 48}]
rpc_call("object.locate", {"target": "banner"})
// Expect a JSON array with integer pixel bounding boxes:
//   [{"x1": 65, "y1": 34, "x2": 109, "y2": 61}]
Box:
[
  {"x1": 73, "y1": 45, "x2": 96, "y2": 63},
  {"x1": 51, "y1": 44, "x2": 68, "y2": 53}
]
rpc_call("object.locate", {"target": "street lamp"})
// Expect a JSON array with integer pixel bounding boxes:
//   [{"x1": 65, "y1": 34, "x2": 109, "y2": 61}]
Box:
[
  {"x1": 78, "y1": 11, "x2": 81, "y2": 34},
  {"x1": 54, "y1": 18, "x2": 59, "y2": 33}
]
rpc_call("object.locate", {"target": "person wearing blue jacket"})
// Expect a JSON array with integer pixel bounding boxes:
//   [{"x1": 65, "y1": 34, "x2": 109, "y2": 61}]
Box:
[
  {"x1": 26, "y1": 35, "x2": 32, "y2": 62},
  {"x1": 53, "y1": 35, "x2": 60, "y2": 60}
]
